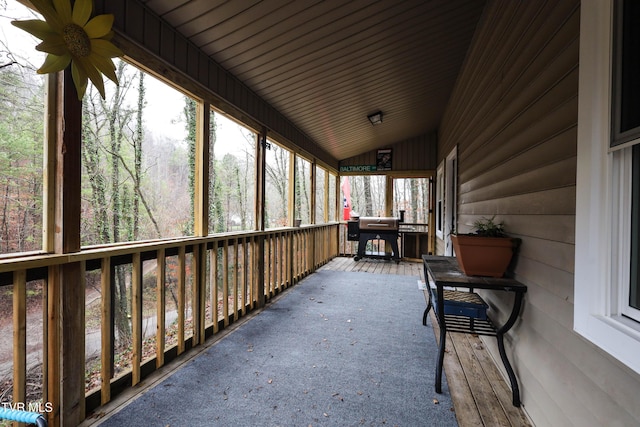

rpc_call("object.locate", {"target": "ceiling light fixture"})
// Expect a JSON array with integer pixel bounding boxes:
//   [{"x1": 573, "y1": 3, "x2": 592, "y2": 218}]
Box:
[{"x1": 367, "y1": 111, "x2": 383, "y2": 125}]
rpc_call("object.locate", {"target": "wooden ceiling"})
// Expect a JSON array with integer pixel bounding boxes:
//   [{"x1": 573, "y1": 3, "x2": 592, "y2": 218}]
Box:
[{"x1": 140, "y1": 0, "x2": 486, "y2": 161}]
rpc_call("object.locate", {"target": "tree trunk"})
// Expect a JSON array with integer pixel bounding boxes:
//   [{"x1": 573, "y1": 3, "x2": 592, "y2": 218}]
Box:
[{"x1": 363, "y1": 176, "x2": 373, "y2": 216}]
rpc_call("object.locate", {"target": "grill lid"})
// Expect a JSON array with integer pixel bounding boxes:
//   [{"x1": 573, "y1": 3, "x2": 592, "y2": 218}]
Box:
[{"x1": 359, "y1": 217, "x2": 399, "y2": 230}]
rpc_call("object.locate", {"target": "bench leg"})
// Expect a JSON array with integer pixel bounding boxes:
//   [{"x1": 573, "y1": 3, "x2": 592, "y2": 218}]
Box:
[
  {"x1": 435, "y1": 326, "x2": 446, "y2": 394},
  {"x1": 497, "y1": 332, "x2": 521, "y2": 407},
  {"x1": 423, "y1": 299, "x2": 432, "y2": 326}
]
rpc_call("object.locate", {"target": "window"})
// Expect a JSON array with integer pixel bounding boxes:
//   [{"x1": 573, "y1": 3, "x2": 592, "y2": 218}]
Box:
[
  {"x1": 613, "y1": 0, "x2": 640, "y2": 322},
  {"x1": 264, "y1": 140, "x2": 290, "y2": 228},
  {"x1": 294, "y1": 156, "x2": 312, "y2": 225},
  {"x1": 575, "y1": 0, "x2": 640, "y2": 375},
  {"x1": 612, "y1": 0, "x2": 640, "y2": 147},
  {"x1": 209, "y1": 113, "x2": 257, "y2": 233},
  {"x1": 315, "y1": 166, "x2": 326, "y2": 223},
  {"x1": 81, "y1": 60, "x2": 192, "y2": 245},
  {"x1": 328, "y1": 172, "x2": 337, "y2": 222},
  {"x1": 630, "y1": 146, "x2": 640, "y2": 310},
  {"x1": 343, "y1": 175, "x2": 386, "y2": 217},
  {"x1": 392, "y1": 177, "x2": 430, "y2": 223}
]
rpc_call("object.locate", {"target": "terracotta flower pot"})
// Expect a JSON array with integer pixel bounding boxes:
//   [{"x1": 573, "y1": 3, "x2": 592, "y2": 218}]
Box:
[{"x1": 451, "y1": 234, "x2": 515, "y2": 277}]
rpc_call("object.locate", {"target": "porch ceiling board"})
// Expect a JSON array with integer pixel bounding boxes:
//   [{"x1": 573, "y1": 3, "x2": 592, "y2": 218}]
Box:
[{"x1": 140, "y1": 0, "x2": 486, "y2": 161}]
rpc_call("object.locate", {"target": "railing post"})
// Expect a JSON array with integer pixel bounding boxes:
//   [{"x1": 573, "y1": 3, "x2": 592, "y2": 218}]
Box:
[
  {"x1": 177, "y1": 246, "x2": 186, "y2": 355},
  {"x1": 256, "y1": 235, "x2": 266, "y2": 308},
  {"x1": 13, "y1": 270, "x2": 26, "y2": 413},
  {"x1": 192, "y1": 243, "x2": 207, "y2": 344},
  {"x1": 132, "y1": 253, "x2": 142, "y2": 385},
  {"x1": 100, "y1": 258, "x2": 112, "y2": 405},
  {"x1": 156, "y1": 249, "x2": 166, "y2": 368}
]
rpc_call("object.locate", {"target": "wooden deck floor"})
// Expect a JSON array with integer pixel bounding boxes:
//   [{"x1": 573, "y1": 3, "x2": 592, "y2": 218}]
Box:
[{"x1": 319, "y1": 256, "x2": 533, "y2": 427}]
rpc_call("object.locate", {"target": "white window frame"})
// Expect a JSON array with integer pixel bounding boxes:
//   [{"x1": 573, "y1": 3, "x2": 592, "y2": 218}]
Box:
[
  {"x1": 435, "y1": 161, "x2": 444, "y2": 240},
  {"x1": 575, "y1": 0, "x2": 640, "y2": 374},
  {"x1": 444, "y1": 147, "x2": 458, "y2": 256}
]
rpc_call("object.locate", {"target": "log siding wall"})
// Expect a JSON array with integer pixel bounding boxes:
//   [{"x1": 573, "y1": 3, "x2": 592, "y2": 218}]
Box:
[{"x1": 438, "y1": 1, "x2": 640, "y2": 426}]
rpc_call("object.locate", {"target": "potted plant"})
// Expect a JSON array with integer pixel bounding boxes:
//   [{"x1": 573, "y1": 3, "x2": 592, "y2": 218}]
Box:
[{"x1": 451, "y1": 216, "x2": 516, "y2": 277}]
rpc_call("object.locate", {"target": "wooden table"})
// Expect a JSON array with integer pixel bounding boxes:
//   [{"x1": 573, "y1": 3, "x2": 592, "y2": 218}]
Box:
[{"x1": 422, "y1": 255, "x2": 527, "y2": 407}]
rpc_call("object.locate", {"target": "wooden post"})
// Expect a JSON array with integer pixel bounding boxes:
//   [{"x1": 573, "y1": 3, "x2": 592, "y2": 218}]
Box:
[
  {"x1": 288, "y1": 152, "x2": 295, "y2": 226},
  {"x1": 100, "y1": 257, "x2": 112, "y2": 404},
  {"x1": 48, "y1": 68, "x2": 85, "y2": 427},
  {"x1": 310, "y1": 163, "x2": 317, "y2": 269},
  {"x1": 196, "y1": 243, "x2": 206, "y2": 344},
  {"x1": 256, "y1": 234, "x2": 266, "y2": 308},
  {"x1": 156, "y1": 249, "x2": 166, "y2": 368},
  {"x1": 177, "y1": 246, "x2": 186, "y2": 355},
  {"x1": 222, "y1": 240, "x2": 229, "y2": 326},
  {"x1": 233, "y1": 239, "x2": 239, "y2": 317},
  {"x1": 13, "y1": 270, "x2": 27, "y2": 409},
  {"x1": 254, "y1": 130, "x2": 266, "y2": 308},
  {"x1": 211, "y1": 243, "x2": 219, "y2": 332},
  {"x1": 131, "y1": 253, "x2": 142, "y2": 385},
  {"x1": 324, "y1": 170, "x2": 330, "y2": 223},
  {"x1": 194, "y1": 102, "x2": 210, "y2": 237},
  {"x1": 255, "y1": 129, "x2": 267, "y2": 232}
]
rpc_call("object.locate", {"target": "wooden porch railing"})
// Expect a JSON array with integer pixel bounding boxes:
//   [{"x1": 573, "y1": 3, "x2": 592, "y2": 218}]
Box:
[{"x1": 0, "y1": 223, "x2": 338, "y2": 426}]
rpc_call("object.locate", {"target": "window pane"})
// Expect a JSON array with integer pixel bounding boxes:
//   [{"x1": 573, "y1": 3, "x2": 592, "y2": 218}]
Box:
[
  {"x1": 347, "y1": 175, "x2": 386, "y2": 217},
  {"x1": 209, "y1": 113, "x2": 256, "y2": 233},
  {"x1": 0, "y1": 3, "x2": 45, "y2": 254},
  {"x1": 620, "y1": 0, "x2": 640, "y2": 134},
  {"x1": 81, "y1": 60, "x2": 193, "y2": 245},
  {"x1": 265, "y1": 141, "x2": 290, "y2": 228},
  {"x1": 613, "y1": 0, "x2": 640, "y2": 146},
  {"x1": 393, "y1": 178, "x2": 430, "y2": 223},
  {"x1": 315, "y1": 167, "x2": 326, "y2": 223},
  {"x1": 295, "y1": 157, "x2": 311, "y2": 225},
  {"x1": 328, "y1": 172, "x2": 337, "y2": 221},
  {"x1": 630, "y1": 144, "x2": 640, "y2": 309}
]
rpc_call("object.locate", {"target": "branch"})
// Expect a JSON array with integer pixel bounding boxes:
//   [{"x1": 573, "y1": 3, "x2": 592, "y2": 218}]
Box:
[
  {"x1": 0, "y1": 61, "x2": 16, "y2": 70},
  {"x1": 109, "y1": 149, "x2": 162, "y2": 237}
]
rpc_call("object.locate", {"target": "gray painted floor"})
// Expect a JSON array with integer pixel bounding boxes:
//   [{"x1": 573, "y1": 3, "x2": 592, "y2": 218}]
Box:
[{"x1": 97, "y1": 270, "x2": 457, "y2": 427}]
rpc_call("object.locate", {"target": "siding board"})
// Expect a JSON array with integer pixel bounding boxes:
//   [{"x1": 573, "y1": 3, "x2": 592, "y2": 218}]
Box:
[
  {"x1": 459, "y1": 128, "x2": 577, "y2": 196},
  {"x1": 516, "y1": 256, "x2": 574, "y2": 302},
  {"x1": 512, "y1": 305, "x2": 640, "y2": 427},
  {"x1": 456, "y1": 187, "x2": 576, "y2": 217},
  {"x1": 459, "y1": 68, "x2": 578, "y2": 170},
  {"x1": 459, "y1": 157, "x2": 577, "y2": 205}
]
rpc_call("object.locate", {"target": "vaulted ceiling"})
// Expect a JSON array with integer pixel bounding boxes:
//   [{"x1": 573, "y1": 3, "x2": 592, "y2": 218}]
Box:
[{"x1": 140, "y1": 0, "x2": 486, "y2": 161}]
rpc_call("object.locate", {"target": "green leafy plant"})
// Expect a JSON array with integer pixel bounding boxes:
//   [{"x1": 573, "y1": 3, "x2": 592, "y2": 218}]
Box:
[{"x1": 472, "y1": 216, "x2": 506, "y2": 237}]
